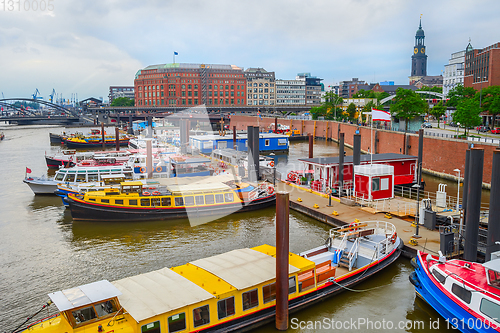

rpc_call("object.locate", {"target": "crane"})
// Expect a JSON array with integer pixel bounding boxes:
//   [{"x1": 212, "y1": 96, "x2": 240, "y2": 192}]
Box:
[
  {"x1": 49, "y1": 89, "x2": 56, "y2": 103},
  {"x1": 32, "y1": 89, "x2": 43, "y2": 100}
]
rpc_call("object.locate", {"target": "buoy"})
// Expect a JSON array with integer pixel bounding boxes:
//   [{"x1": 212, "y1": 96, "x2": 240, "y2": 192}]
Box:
[
  {"x1": 332, "y1": 211, "x2": 339, "y2": 216},
  {"x1": 313, "y1": 204, "x2": 319, "y2": 209},
  {"x1": 297, "y1": 198, "x2": 302, "y2": 202},
  {"x1": 409, "y1": 238, "x2": 418, "y2": 246},
  {"x1": 411, "y1": 222, "x2": 417, "y2": 228},
  {"x1": 385, "y1": 213, "x2": 392, "y2": 219},
  {"x1": 354, "y1": 219, "x2": 360, "y2": 223}
]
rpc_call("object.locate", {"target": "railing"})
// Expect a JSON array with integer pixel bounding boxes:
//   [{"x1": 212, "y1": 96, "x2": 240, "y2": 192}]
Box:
[
  {"x1": 424, "y1": 130, "x2": 500, "y2": 145},
  {"x1": 348, "y1": 238, "x2": 359, "y2": 271}
]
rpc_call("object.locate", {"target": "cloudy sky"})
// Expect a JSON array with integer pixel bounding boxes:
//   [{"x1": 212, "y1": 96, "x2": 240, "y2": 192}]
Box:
[{"x1": 0, "y1": 0, "x2": 499, "y2": 102}]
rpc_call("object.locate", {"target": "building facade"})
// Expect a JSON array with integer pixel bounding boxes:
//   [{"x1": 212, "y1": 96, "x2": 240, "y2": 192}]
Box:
[
  {"x1": 409, "y1": 19, "x2": 428, "y2": 83},
  {"x1": 109, "y1": 86, "x2": 134, "y2": 103},
  {"x1": 296, "y1": 73, "x2": 323, "y2": 106},
  {"x1": 338, "y1": 78, "x2": 366, "y2": 98},
  {"x1": 244, "y1": 68, "x2": 275, "y2": 106},
  {"x1": 134, "y1": 63, "x2": 246, "y2": 108},
  {"x1": 443, "y1": 51, "x2": 465, "y2": 97},
  {"x1": 275, "y1": 79, "x2": 306, "y2": 105},
  {"x1": 464, "y1": 41, "x2": 500, "y2": 90}
]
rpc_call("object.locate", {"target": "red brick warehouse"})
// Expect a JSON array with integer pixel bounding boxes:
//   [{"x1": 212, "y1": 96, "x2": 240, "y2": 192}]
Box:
[{"x1": 134, "y1": 63, "x2": 247, "y2": 108}]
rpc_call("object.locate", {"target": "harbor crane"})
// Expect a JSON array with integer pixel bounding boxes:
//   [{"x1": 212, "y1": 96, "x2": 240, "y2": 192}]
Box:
[
  {"x1": 32, "y1": 89, "x2": 43, "y2": 100},
  {"x1": 49, "y1": 89, "x2": 56, "y2": 103}
]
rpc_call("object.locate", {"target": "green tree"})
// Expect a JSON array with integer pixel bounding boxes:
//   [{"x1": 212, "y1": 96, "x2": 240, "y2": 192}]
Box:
[
  {"x1": 362, "y1": 101, "x2": 378, "y2": 123},
  {"x1": 389, "y1": 88, "x2": 428, "y2": 132},
  {"x1": 346, "y1": 103, "x2": 357, "y2": 121},
  {"x1": 429, "y1": 101, "x2": 446, "y2": 128},
  {"x1": 111, "y1": 97, "x2": 135, "y2": 107},
  {"x1": 418, "y1": 86, "x2": 443, "y2": 94},
  {"x1": 446, "y1": 84, "x2": 477, "y2": 107},
  {"x1": 453, "y1": 98, "x2": 482, "y2": 136},
  {"x1": 310, "y1": 92, "x2": 343, "y2": 120},
  {"x1": 479, "y1": 85, "x2": 500, "y2": 127}
]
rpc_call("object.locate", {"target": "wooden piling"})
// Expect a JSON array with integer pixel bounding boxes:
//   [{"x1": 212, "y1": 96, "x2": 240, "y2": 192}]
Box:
[
  {"x1": 115, "y1": 127, "x2": 120, "y2": 151},
  {"x1": 275, "y1": 191, "x2": 289, "y2": 331}
]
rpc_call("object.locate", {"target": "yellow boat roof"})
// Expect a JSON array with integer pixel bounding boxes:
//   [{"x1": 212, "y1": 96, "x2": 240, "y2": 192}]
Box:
[
  {"x1": 252, "y1": 244, "x2": 316, "y2": 271},
  {"x1": 121, "y1": 181, "x2": 143, "y2": 186}
]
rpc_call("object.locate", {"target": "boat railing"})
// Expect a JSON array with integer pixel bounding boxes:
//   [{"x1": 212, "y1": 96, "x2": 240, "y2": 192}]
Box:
[{"x1": 348, "y1": 238, "x2": 359, "y2": 271}]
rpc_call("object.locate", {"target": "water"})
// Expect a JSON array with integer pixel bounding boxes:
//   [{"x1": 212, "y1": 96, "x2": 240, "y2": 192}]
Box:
[{"x1": 0, "y1": 125, "x2": 462, "y2": 332}]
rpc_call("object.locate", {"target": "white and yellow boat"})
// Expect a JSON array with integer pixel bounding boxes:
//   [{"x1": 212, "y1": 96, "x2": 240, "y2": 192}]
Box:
[{"x1": 16, "y1": 221, "x2": 401, "y2": 332}]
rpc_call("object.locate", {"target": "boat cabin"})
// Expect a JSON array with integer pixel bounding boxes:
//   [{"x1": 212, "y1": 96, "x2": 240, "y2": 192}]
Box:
[
  {"x1": 53, "y1": 166, "x2": 133, "y2": 183},
  {"x1": 189, "y1": 133, "x2": 289, "y2": 154},
  {"x1": 484, "y1": 260, "x2": 500, "y2": 289},
  {"x1": 354, "y1": 164, "x2": 394, "y2": 201}
]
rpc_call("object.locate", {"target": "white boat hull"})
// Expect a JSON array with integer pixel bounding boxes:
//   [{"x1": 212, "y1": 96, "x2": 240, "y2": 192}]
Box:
[{"x1": 23, "y1": 178, "x2": 58, "y2": 194}]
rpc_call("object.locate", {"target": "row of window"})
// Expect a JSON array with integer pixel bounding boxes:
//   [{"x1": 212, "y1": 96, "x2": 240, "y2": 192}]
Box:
[
  {"x1": 248, "y1": 82, "x2": 274, "y2": 87},
  {"x1": 139, "y1": 98, "x2": 246, "y2": 106},
  {"x1": 140, "y1": 277, "x2": 296, "y2": 333},
  {"x1": 54, "y1": 171, "x2": 130, "y2": 183},
  {"x1": 248, "y1": 88, "x2": 274, "y2": 93},
  {"x1": 90, "y1": 193, "x2": 235, "y2": 207}
]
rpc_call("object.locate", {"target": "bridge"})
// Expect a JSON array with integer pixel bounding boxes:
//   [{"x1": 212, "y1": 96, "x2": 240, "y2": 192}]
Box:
[
  {"x1": 0, "y1": 98, "x2": 83, "y2": 125},
  {"x1": 379, "y1": 91, "x2": 445, "y2": 105}
]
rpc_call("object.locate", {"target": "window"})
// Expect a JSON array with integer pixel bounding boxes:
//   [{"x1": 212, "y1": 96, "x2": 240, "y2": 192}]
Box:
[
  {"x1": 195, "y1": 195, "x2": 204, "y2": 205},
  {"x1": 263, "y1": 283, "x2": 276, "y2": 303},
  {"x1": 217, "y1": 297, "x2": 235, "y2": 319},
  {"x1": 129, "y1": 199, "x2": 137, "y2": 205},
  {"x1": 175, "y1": 197, "x2": 184, "y2": 206},
  {"x1": 480, "y1": 298, "x2": 500, "y2": 322},
  {"x1": 265, "y1": 139, "x2": 270, "y2": 147},
  {"x1": 140, "y1": 198, "x2": 150, "y2": 206},
  {"x1": 224, "y1": 193, "x2": 234, "y2": 202},
  {"x1": 168, "y1": 312, "x2": 186, "y2": 333},
  {"x1": 432, "y1": 269, "x2": 446, "y2": 284},
  {"x1": 151, "y1": 198, "x2": 160, "y2": 207},
  {"x1": 114, "y1": 199, "x2": 123, "y2": 205},
  {"x1": 54, "y1": 172, "x2": 66, "y2": 181},
  {"x1": 76, "y1": 173, "x2": 86, "y2": 182},
  {"x1": 215, "y1": 194, "x2": 224, "y2": 203},
  {"x1": 184, "y1": 196, "x2": 194, "y2": 206},
  {"x1": 65, "y1": 173, "x2": 76, "y2": 182},
  {"x1": 380, "y1": 178, "x2": 389, "y2": 191},
  {"x1": 101, "y1": 199, "x2": 109, "y2": 203},
  {"x1": 205, "y1": 194, "x2": 214, "y2": 204},
  {"x1": 72, "y1": 306, "x2": 97, "y2": 325},
  {"x1": 193, "y1": 305, "x2": 210, "y2": 327},
  {"x1": 141, "y1": 321, "x2": 160, "y2": 333},
  {"x1": 452, "y1": 283, "x2": 472, "y2": 304},
  {"x1": 372, "y1": 177, "x2": 380, "y2": 191},
  {"x1": 289, "y1": 276, "x2": 297, "y2": 294},
  {"x1": 242, "y1": 289, "x2": 259, "y2": 310},
  {"x1": 162, "y1": 197, "x2": 171, "y2": 206},
  {"x1": 95, "y1": 300, "x2": 117, "y2": 317}
]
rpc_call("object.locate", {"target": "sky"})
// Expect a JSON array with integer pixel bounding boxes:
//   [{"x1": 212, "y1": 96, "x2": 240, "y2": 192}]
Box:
[{"x1": 0, "y1": 0, "x2": 499, "y2": 103}]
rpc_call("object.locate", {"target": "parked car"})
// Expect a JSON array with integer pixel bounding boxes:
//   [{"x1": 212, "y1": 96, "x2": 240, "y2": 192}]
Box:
[
  {"x1": 448, "y1": 122, "x2": 458, "y2": 127},
  {"x1": 421, "y1": 122, "x2": 432, "y2": 128},
  {"x1": 491, "y1": 127, "x2": 500, "y2": 134},
  {"x1": 477, "y1": 126, "x2": 491, "y2": 132}
]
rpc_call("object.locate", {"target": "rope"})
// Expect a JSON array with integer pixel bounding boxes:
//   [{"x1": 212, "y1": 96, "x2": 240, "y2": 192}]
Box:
[{"x1": 9, "y1": 301, "x2": 52, "y2": 333}]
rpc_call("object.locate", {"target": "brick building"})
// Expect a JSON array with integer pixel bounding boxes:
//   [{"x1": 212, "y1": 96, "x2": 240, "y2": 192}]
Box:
[
  {"x1": 464, "y1": 41, "x2": 500, "y2": 90},
  {"x1": 134, "y1": 63, "x2": 246, "y2": 108}
]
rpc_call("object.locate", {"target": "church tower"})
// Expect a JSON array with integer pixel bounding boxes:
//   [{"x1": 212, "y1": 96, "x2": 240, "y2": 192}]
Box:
[{"x1": 411, "y1": 18, "x2": 428, "y2": 78}]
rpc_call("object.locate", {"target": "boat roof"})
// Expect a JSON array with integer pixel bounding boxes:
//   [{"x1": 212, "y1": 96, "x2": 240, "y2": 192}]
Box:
[
  {"x1": 112, "y1": 267, "x2": 215, "y2": 323},
  {"x1": 299, "y1": 153, "x2": 417, "y2": 165},
  {"x1": 171, "y1": 157, "x2": 211, "y2": 165},
  {"x1": 168, "y1": 182, "x2": 232, "y2": 194},
  {"x1": 483, "y1": 259, "x2": 500, "y2": 272},
  {"x1": 190, "y1": 248, "x2": 300, "y2": 291},
  {"x1": 48, "y1": 280, "x2": 122, "y2": 312}
]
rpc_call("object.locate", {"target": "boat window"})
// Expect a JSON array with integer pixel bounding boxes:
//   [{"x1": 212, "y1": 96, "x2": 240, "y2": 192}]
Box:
[
  {"x1": 432, "y1": 269, "x2": 446, "y2": 284},
  {"x1": 372, "y1": 177, "x2": 380, "y2": 191},
  {"x1": 265, "y1": 139, "x2": 270, "y2": 147},
  {"x1": 205, "y1": 194, "x2": 215, "y2": 205},
  {"x1": 193, "y1": 304, "x2": 210, "y2": 327},
  {"x1": 168, "y1": 312, "x2": 186, "y2": 333},
  {"x1": 129, "y1": 199, "x2": 137, "y2": 206},
  {"x1": 480, "y1": 298, "x2": 500, "y2": 322},
  {"x1": 263, "y1": 283, "x2": 276, "y2": 303},
  {"x1": 184, "y1": 196, "x2": 194, "y2": 206},
  {"x1": 217, "y1": 296, "x2": 235, "y2": 319},
  {"x1": 175, "y1": 197, "x2": 184, "y2": 207},
  {"x1": 451, "y1": 283, "x2": 472, "y2": 304},
  {"x1": 215, "y1": 194, "x2": 224, "y2": 203},
  {"x1": 94, "y1": 299, "x2": 117, "y2": 317},
  {"x1": 141, "y1": 320, "x2": 161, "y2": 333},
  {"x1": 101, "y1": 199, "x2": 109, "y2": 203},
  {"x1": 89, "y1": 198, "x2": 96, "y2": 201},
  {"x1": 72, "y1": 305, "x2": 97, "y2": 325},
  {"x1": 141, "y1": 198, "x2": 150, "y2": 206},
  {"x1": 289, "y1": 276, "x2": 297, "y2": 294},
  {"x1": 242, "y1": 289, "x2": 259, "y2": 311},
  {"x1": 151, "y1": 198, "x2": 161, "y2": 207},
  {"x1": 115, "y1": 199, "x2": 124, "y2": 205},
  {"x1": 88, "y1": 174, "x2": 99, "y2": 182},
  {"x1": 224, "y1": 193, "x2": 234, "y2": 202},
  {"x1": 54, "y1": 173, "x2": 65, "y2": 181},
  {"x1": 65, "y1": 174, "x2": 76, "y2": 182},
  {"x1": 162, "y1": 197, "x2": 171, "y2": 206},
  {"x1": 488, "y1": 269, "x2": 500, "y2": 288},
  {"x1": 195, "y1": 195, "x2": 204, "y2": 205}
]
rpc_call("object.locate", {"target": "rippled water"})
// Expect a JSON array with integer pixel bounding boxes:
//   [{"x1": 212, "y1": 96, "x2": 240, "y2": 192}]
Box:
[{"x1": 0, "y1": 125, "x2": 458, "y2": 332}]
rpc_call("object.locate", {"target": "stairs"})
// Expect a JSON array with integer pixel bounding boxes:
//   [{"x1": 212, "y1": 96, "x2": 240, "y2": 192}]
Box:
[{"x1": 338, "y1": 251, "x2": 350, "y2": 268}]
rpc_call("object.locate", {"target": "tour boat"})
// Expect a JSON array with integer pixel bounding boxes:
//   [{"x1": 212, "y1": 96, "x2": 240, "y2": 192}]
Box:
[
  {"x1": 63, "y1": 135, "x2": 130, "y2": 148},
  {"x1": 45, "y1": 149, "x2": 133, "y2": 169},
  {"x1": 14, "y1": 221, "x2": 401, "y2": 333},
  {"x1": 65, "y1": 176, "x2": 276, "y2": 221},
  {"x1": 410, "y1": 251, "x2": 500, "y2": 332}
]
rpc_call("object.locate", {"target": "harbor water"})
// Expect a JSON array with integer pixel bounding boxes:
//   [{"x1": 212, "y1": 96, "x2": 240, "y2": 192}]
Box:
[{"x1": 0, "y1": 125, "x2": 464, "y2": 332}]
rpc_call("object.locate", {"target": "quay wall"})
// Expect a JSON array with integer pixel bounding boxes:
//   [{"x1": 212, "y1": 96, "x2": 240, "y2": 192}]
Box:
[{"x1": 230, "y1": 115, "x2": 497, "y2": 185}]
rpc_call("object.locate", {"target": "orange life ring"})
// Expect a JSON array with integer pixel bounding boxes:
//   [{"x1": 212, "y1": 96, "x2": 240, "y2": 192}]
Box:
[
  {"x1": 270, "y1": 161, "x2": 275, "y2": 167},
  {"x1": 267, "y1": 186, "x2": 274, "y2": 195},
  {"x1": 349, "y1": 222, "x2": 359, "y2": 231},
  {"x1": 156, "y1": 166, "x2": 162, "y2": 172},
  {"x1": 139, "y1": 166, "x2": 146, "y2": 173},
  {"x1": 152, "y1": 191, "x2": 161, "y2": 196},
  {"x1": 142, "y1": 191, "x2": 151, "y2": 196},
  {"x1": 390, "y1": 232, "x2": 397, "y2": 244},
  {"x1": 287, "y1": 172, "x2": 297, "y2": 182}
]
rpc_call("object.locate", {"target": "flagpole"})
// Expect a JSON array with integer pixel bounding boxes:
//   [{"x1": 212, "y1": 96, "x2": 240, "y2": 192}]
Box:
[{"x1": 370, "y1": 108, "x2": 373, "y2": 166}]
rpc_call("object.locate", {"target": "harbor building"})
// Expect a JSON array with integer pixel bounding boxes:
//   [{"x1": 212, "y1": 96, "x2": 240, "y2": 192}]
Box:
[
  {"x1": 443, "y1": 51, "x2": 465, "y2": 97},
  {"x1": 464, "y1": 41, "x2": 500, "y2": 89},
  {"x1": 134, "y1": 63, "x2": 247, "y2": 107},
  {"x1": 275, "y1": 79, "x2": 306, "y2": 105},
  {"x1": 296, "y1": 73, "x2": 323, "y2": 106},
  {"x1": 244, "y1": 68, "x2": 276, "y2": 107}
]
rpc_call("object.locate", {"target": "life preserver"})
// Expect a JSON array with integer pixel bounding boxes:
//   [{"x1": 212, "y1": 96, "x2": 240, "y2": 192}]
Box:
[
  {"x1": 267, "y1": 186, "x2": 274, "y2": 195},
  {"x1": 139, "y1": 167, "x2": 146, "y2": 173},
  {"x1": 269, "y1": 161, "x2": 275, "y2": 167},
  {"x1": 287, "y1": 172, "x2": 297, "y2": 182},
  {"x1": 142, "y1": 191, "x2": 151, "y2": 196},
  {"x1": 349, "y1": 222, "x2": 359, "y2": 231},
  {"x1": 390, "y1": 232, "x2": 397, "y2": 244},
  {"x1": 156, "y1": 166, "x2": 162, "y2": 172},
  {"x1": 326, "y1": 187, "x2": 332, "y2": 195},
  {"x1": 260, "y1": 183, "x2": 267, "y2": 190},
  {"x1": 152, "y1": 191, "x2": 161, "y2": 196}
]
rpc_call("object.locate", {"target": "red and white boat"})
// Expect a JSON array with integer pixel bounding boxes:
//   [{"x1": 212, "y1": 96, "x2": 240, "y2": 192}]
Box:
[{"x1": 44, "y1": 150, "x2": 133, "y2": 169}]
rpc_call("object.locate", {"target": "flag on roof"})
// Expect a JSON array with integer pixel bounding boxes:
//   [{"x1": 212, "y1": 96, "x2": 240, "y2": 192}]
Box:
[{"x1": 371, "y1": 108, "x2": 391, "y2": 122}]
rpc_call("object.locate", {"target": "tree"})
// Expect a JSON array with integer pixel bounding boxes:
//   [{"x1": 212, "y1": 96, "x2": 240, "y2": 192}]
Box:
[
  {"x1": 418, "y1": 86, "x2": 443, "y2": 94},
  {"x1": 446, "y1": 84, "x2": 477, "y2": 107},
  {"x1": 479, "y1": 85, "x2": 500, "y2": 127},
  {"x1": 389, "y1": 88, "x2": 427, "y2": 132},
  {"x1": 111, "y1": 97, "x2": 135, "y2": 107},
  {"x1": 346, "y1": 103, "x2": 357, "y2": 121},
  {"x1": 453, "y1": 98, "x2": 482, "y2": 136},
  {"x1": 310, "y1": 92, "x2": 343, "y2": 120},
  {"x1": 429, "y1": 100, "x2": 446, "y2": 128},
  {"x1": 362, "y1": 101, "x2": 378, "y2": 123}
]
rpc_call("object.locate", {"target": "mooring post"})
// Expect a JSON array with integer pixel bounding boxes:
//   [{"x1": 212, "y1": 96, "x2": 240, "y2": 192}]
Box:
[
  {"x1": 128, "y1": 115, "x2": 134, "y2": 135},
  {"x1": 462, "y1": 148, "x2": 471, "y2": 231},
  {"x1": 275, "y1": 117, "x2": 278, "y2": 134},
  {"x1": 353, "y1": 133, "x2": 361, "y2": 166},
  {"x1": 146, "y1": 139, "x2": 153, "y2": 179},
  {"x1": 464, "y1": 148, "x2": 484, "y2": 262},
  {"x1": 308, "y1": 134, "x2": 313, "y2": 158},
  {"x1": 486, "y1": 149, "x2": 500, "y2": 261},
  {"x1": 101, "y1": 122, "x2": 105, "y2": 150},
  {"x1": 276, "y1": 191, "x2": 289, "y2": 331},
  {"x1": 115, "y1": 127, "x2": 120, "y2": 151},
  {"x1": 233, "y1": 126, "x2": 237, "y2": 149},
  {"x1": 339, "y1": 133, "x2": 345, "y2": 197}
]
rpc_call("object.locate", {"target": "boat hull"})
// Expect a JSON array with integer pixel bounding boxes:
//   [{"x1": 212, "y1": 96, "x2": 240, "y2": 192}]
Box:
[
  {"x1": 49, "y1": 132, "x2": 64, "y2": 144},
  {"x1": 64, "y1": 139, "x2": 129, "y2": 148},
  {"x1": 45, "y1": 156, "x2": 75, "y2": 169},
  {"x1": 67, "y1": 195, "x2": 276, "y2": 222},
  {"x1": 23, "y1": 178, "x2": 58, "y2": 195}
]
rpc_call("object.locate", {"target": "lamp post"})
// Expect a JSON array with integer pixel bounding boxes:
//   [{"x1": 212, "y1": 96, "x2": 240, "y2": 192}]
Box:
[
  {"x1": 453, "y1": 168, "x2": 460, "y2": 212},
  {"x1": 456, "y1": 122, "x2": 460, "y2": 138},
  {"x1": 413, "y1": 183, "x2": 421, "y2": 237}
]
